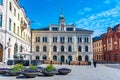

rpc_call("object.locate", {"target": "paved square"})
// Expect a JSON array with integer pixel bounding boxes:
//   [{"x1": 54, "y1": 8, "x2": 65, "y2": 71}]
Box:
[{"x1": 0, "y1": 64, "x2": 120, "y2": 80}]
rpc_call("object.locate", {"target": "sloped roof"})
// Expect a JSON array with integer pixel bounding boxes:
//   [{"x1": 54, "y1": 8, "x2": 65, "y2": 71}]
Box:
[
  {"x1": 93, "y1": 33, "x2": 105, "y2": 42},
  {"x1": 76, "y1": 28, "x2": 93, "y2": 32},
  {"x1": 112, "y1": 23, "x2": 120, "y2": 31},
  {"x1": 32, "y1": 27, "x2": 49, "y2": 31}
]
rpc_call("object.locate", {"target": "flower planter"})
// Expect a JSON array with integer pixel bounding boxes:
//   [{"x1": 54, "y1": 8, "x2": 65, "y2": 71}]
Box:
[
  {"x1": 7, "y1": 70, "x2": 20, "y2": 76},
  {"x1": 0, "y1": 68, "x2": 9, "y2": 74},
  {"x1": 43, "y1": 71, "x2": 56, "y2": 76},
  {"x1": 22, "y1": 72, "x2": 39, "y2": 78},
  {"x1": 22, "y1": 69, "x2": 40, "y2": 78},
  {"x1": 58, "y1": 68, "x2": 71, "y2": 75}
]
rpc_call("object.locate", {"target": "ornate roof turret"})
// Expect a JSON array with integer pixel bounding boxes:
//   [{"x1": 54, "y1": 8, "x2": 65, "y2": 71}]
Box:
[
  {"x1": 59, "y1": 14, "x2": 65, "y2": 20},
  {"x1": 58, "y1": 8, "x2": 66, "y2": 24}
]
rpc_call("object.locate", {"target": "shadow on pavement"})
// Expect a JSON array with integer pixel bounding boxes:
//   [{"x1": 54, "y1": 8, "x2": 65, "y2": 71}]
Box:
[
  {"x1": 1, "y1": 74, "x2": 13, "y2": 77},
  {"x1": 16, "y1": 76, "x2": 31, "y2": 79}
]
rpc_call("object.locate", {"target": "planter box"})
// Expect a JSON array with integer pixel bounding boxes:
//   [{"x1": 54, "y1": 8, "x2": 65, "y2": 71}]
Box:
[
  {"x1": 7, "y1": 70, "x2": 20, "y2": 76},
  {"x1": 43, "y1": 71, "x2": 56, "y2": 76},
  {"x1": 22, "y1": 72, "x2": 39, "y2": 78},
  {"x1": 58, "y1": 68, "x2": 71, "y2": 75},
  {"x1": 0, "y1": 68, "x2": 9, "y2": 74}
]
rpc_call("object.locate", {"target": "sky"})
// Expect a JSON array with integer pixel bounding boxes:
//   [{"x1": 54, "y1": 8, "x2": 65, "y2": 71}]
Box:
[{"x1": 20, "y1": 0, "x2": 120, "y2": 37}]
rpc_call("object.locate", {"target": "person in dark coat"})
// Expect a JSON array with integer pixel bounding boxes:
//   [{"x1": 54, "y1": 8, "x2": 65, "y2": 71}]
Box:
[{"x1": 93, "y1": 60, "x2": 97, "y2": 68}]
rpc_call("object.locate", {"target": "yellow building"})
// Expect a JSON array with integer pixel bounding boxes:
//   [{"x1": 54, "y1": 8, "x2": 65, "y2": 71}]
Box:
[{"x1": 93, "y1": 36, "x2": 103, "y2": 62}]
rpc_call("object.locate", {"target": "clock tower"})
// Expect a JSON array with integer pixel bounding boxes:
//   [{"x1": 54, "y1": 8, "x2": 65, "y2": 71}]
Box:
[{"x1": 58, "y1": 8, "x2": 66, "y2": 31}]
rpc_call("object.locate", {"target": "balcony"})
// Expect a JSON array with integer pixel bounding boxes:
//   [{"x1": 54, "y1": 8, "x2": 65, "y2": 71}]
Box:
[{"x1": 20, "y1": 21, "x2": 27, "y2": 31}]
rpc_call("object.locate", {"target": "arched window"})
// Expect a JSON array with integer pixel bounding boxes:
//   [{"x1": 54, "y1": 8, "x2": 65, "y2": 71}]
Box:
[
  {"x1": 14, "y1": 43, "x2": 18, "y2": 55},
  {"x1": 61, "y1": 55, "x2": 65, "y2": 62},
  {"x1": 85, "y1": 46, "x2": 88, "y2": 52},
  {"x1": 53, "y1": 55, "x2": 57, "y2": 61},
  {"x1": 36, "y1": 56, "x2": 40, "y2": 60},
  {"x1": 53, "y1": 46, "x2": 57, "y2": 52},
  {"x1": 36, "y1": 46, "x2": 39, "y2": 52},
  {"x1": 68, "y1": 55, "x2": 72, "y2": 62},
  {"x1": 78, "y1": 55, "x2": 82, "y2": 61},
  {"x1": 43, "y1": 55, "x2": 47, "y2": 60},
  {"x1": 61, "y1": 46, "x2": 64, "y2": 52},
  {"x1": 78, "y1": 46, "x2": 82, "y2": 52},
  {"x1": 85, "y1": 55, "x2": 89, "y2": 61},
  {"x1": 20, "y1": 45, "x2": 23, "y2": 52},
  {"x1": 68, "y1": 46, "x2": 72, "y2": 52},
  {"x1": 43, "y1": 46, "x2": 47, "y2": 52}
]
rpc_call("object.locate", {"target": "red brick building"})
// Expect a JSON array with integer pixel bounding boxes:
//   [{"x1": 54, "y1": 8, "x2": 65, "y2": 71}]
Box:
[{"x1": 102, "y1": 24, "x2": 120, "y2": 62}]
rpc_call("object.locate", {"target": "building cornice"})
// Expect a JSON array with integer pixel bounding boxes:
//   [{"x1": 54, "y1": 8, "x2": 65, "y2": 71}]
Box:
[{"x1": 31, "y1": 31, "x2": 93, "y2": 34}]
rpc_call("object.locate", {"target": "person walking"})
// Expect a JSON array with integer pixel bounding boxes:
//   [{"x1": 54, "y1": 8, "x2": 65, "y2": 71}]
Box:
[{"x1": 93, "y1": 60, "x2": 97, "y2": 68}]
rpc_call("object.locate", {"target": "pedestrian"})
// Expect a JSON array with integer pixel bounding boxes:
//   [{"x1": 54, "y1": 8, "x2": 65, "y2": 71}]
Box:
[{"x1": 93, "y1": 60, "x2": 97, "y2": 68}]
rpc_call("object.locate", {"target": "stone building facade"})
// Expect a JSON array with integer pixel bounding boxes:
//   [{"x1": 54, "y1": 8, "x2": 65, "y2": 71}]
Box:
[
  {"x1": 0, "y1": 0, "x2": 31, "y2": 63},
  {"x1": 31, "y1": 13, "x2": 93, "y2": 63}
]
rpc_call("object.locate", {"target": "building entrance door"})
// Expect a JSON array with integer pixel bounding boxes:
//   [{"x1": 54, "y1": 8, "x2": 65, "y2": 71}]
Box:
[
  {"x1": 68, "y1": 55, "x2": 72, "y2": 62},
  {"x1": 0, "y1": 43, "x2": 3, "y2": 62},
  {"x1": 61, "y1": 55, "x2": 65, "y2": 63}
]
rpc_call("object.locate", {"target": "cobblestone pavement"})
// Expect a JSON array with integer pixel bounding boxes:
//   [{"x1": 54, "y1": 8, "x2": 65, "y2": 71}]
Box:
[{"x1": 0, "y1": 64, "x2": 120, "y2": 80}]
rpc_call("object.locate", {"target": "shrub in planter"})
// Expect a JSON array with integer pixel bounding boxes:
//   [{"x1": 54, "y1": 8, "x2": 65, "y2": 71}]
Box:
[
  {"x1": 43, "y1": 64, "x2": 57, "y2": 76},
  {"x1": 7, "y1": 64, "x2": 25, "y2": 76},
  {"x1": 58, "y1": 68, "x2": 71, "y2": 75},
  {"x1": 22, "y1": 65, "x2": 40, "y2": 78}
]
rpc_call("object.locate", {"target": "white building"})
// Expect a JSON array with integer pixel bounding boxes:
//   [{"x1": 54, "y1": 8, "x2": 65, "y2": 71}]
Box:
[
  {"x1": 31, "y1": 12, "x2": 93, "y2": 63},
  {"x1": 0, "y1": 0, "x2": 31, "y2": 63}
]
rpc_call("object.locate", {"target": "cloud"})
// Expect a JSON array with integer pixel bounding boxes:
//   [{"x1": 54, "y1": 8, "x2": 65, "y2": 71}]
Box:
[
  {"x1": 35, "y1": 22, "x2": 42, "y2": 26},
  {"x1": 76, "y1": 6, "x2": 120, "y2": 37},
  {"x1": 84, "y1": 8, "x2": 92, "y2": 12},
  {"x1": 78, "y1": 7, "x2": 92, "y2": 16},
  {"x1": 104, "y1": 0, "x2": 120, "y2": 5},
  {"x1": 78, "y1": 11, "x2": 84, "y2": 15},
  {"x1": 104, "y1": 0, "x2": 112, "y2": 4}
]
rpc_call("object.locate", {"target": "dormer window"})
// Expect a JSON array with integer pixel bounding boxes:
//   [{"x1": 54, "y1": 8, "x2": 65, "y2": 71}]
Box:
[
  {"x1": 52, "y1": 27, "x2": 58, "y2": 31},
  {"x1": 67, "y1": 28, "x2": 73, "y2": 31}
]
